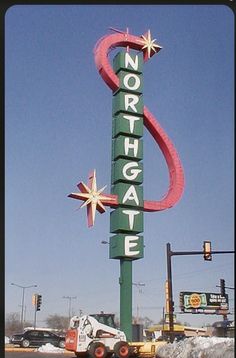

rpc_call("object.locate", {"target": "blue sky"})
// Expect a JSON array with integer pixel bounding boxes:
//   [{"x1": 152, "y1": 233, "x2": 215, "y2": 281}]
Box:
[{"x1": 5, "y1": 4, "x2": 234, "y2": 328}]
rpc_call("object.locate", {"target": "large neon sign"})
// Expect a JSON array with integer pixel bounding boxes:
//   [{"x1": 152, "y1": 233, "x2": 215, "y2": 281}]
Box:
[{"x1": 69, "y1": 29, "x2": 185, "y2": 340}]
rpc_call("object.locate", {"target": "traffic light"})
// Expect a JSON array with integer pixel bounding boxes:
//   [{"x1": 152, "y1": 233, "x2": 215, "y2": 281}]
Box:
[
  {"x1": 32, "y1": 294, "x2": 37, "y2": 306},
  {"x1": 36, "y1": 294, "x2": 42, "y2": 311},
  {"x1": 203, "y1": 241, "x2": 212, "y2": 261},
  {"x1": 165, "y1": 280, "x2": 170, "y2": 313},
  {"x1": 220, "y1": 279, "x2": 225, "y2": 296}
]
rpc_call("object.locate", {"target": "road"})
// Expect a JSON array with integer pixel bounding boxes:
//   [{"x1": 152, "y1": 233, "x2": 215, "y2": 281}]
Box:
[{"x1": 5, "y1": 353, "x2": 75, "y2": 358}]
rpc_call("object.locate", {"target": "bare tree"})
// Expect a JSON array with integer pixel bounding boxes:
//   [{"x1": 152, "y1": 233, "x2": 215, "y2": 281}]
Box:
[
  {"x1": 45, "y1": 314, "x2": 69, "y2": 331},
  {"x1": 140, "y1": 316, "x2": 154, "y2": 328},
  {"x1": 5, "y1": 312, "x2": 31, "y2": 337}
]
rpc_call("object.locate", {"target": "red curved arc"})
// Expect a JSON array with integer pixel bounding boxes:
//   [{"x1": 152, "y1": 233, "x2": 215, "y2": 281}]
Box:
[
  {"x1": 143, "y1": 107, "x2": 184, "y2": 211},
  {"x1": 94, "y1": 33, "x2": 146, "y2": 92},
  {"x1": 94, "y1": 33, "x2": 185, "y2": 211}
]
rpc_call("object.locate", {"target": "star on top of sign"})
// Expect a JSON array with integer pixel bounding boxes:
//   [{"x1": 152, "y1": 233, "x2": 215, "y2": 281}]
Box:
[
  {"x1": 68, "y1": 170, "x2": 116, "y2": 227},
  {"x1": 139, "y1": 30, "x2": 162, "y2": 59}
]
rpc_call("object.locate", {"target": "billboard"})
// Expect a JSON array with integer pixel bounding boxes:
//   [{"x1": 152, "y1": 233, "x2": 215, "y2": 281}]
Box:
[{"x1": 179, "y1": 291, "x2": 229, "y2": 314}]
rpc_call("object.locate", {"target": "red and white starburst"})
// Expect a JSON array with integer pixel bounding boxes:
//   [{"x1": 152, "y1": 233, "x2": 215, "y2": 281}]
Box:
[
  {"x1": 68, "y1": 170, "x2": 117, "y2": 227},
  {"x1": 139, "y1": 30, "x2": 162, "y2": 60}
]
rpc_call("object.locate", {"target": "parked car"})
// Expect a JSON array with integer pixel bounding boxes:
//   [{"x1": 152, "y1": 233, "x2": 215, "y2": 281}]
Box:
[{"x1": 9, "y1": 329, "x2": 65, "y2": 348}]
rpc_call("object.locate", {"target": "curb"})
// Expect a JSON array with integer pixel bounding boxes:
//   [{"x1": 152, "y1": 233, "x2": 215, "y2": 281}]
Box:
[{"x1": 5, "y1": 348, "x2": 35, "y2": 352}]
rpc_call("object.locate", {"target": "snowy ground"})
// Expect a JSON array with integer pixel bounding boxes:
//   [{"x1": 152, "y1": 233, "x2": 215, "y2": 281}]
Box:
[
  {"x1": 36, "y1": 343, "x2": 65, "y2": 353},
  {"x1": 5, "y1": 338, "x2": 65, "y2": 353},
  {"x1": 6, "y1": 336, "x2": 235, "y2": 357},
  {"x1": 156, "y1": 336, "x2": 234, "y2": 358}
]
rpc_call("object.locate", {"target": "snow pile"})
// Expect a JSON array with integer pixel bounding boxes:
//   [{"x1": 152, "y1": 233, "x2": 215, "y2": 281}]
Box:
[
  {"x1": 156, "y1": 336, "x2": 234, "y2": 358},
  {"x1": 36, "y1": 343, "x2": 65, "y2": 353},
  {"x1": 5, "y1": 336, "x2": 10, "y2": 344}
]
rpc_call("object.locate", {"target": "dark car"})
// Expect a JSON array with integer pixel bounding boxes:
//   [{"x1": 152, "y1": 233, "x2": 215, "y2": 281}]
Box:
[{"x1": 10, "y1": 329, "x2": 65, "y2": 348}]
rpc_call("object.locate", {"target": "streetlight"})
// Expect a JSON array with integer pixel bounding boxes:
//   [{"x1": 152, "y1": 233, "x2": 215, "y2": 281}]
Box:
[
  {"x1": 63, "y1": 296, "x2": 77, "y2": 321},
  {"x1": 18, "y1": 304, "x2": 26, "y2": 323},
  {"x1": 11, "y1": 283, "x2": 37, "y2": 328}
]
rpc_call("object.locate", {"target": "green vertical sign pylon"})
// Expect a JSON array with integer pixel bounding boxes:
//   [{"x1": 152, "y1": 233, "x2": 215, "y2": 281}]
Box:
[
  {"x1": 120, "y1": 259, "x2": 132, "y2": 339},
  {"x1": 110, "y1": 51, "x2": 144, "y2": 341}
]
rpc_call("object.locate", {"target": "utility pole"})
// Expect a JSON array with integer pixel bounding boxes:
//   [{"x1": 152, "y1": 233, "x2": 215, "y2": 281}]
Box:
[
  {"x1": 166, "y1": 243, "x2": 174, "y2": 343},
  {"x1": 63, "y1": 296, "x2": 77, "y2": 322},
  {"x1": 132, "y1": 282, "x2": 145, "y2": 323},
  {"x1": 162, "y1": 307, "x2": 165, "y2": 334}
]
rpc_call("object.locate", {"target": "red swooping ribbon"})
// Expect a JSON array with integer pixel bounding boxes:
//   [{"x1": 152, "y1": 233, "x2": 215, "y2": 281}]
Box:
[{"x1": 94, "y1": 32, "x2": 185, "y2": 211}]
